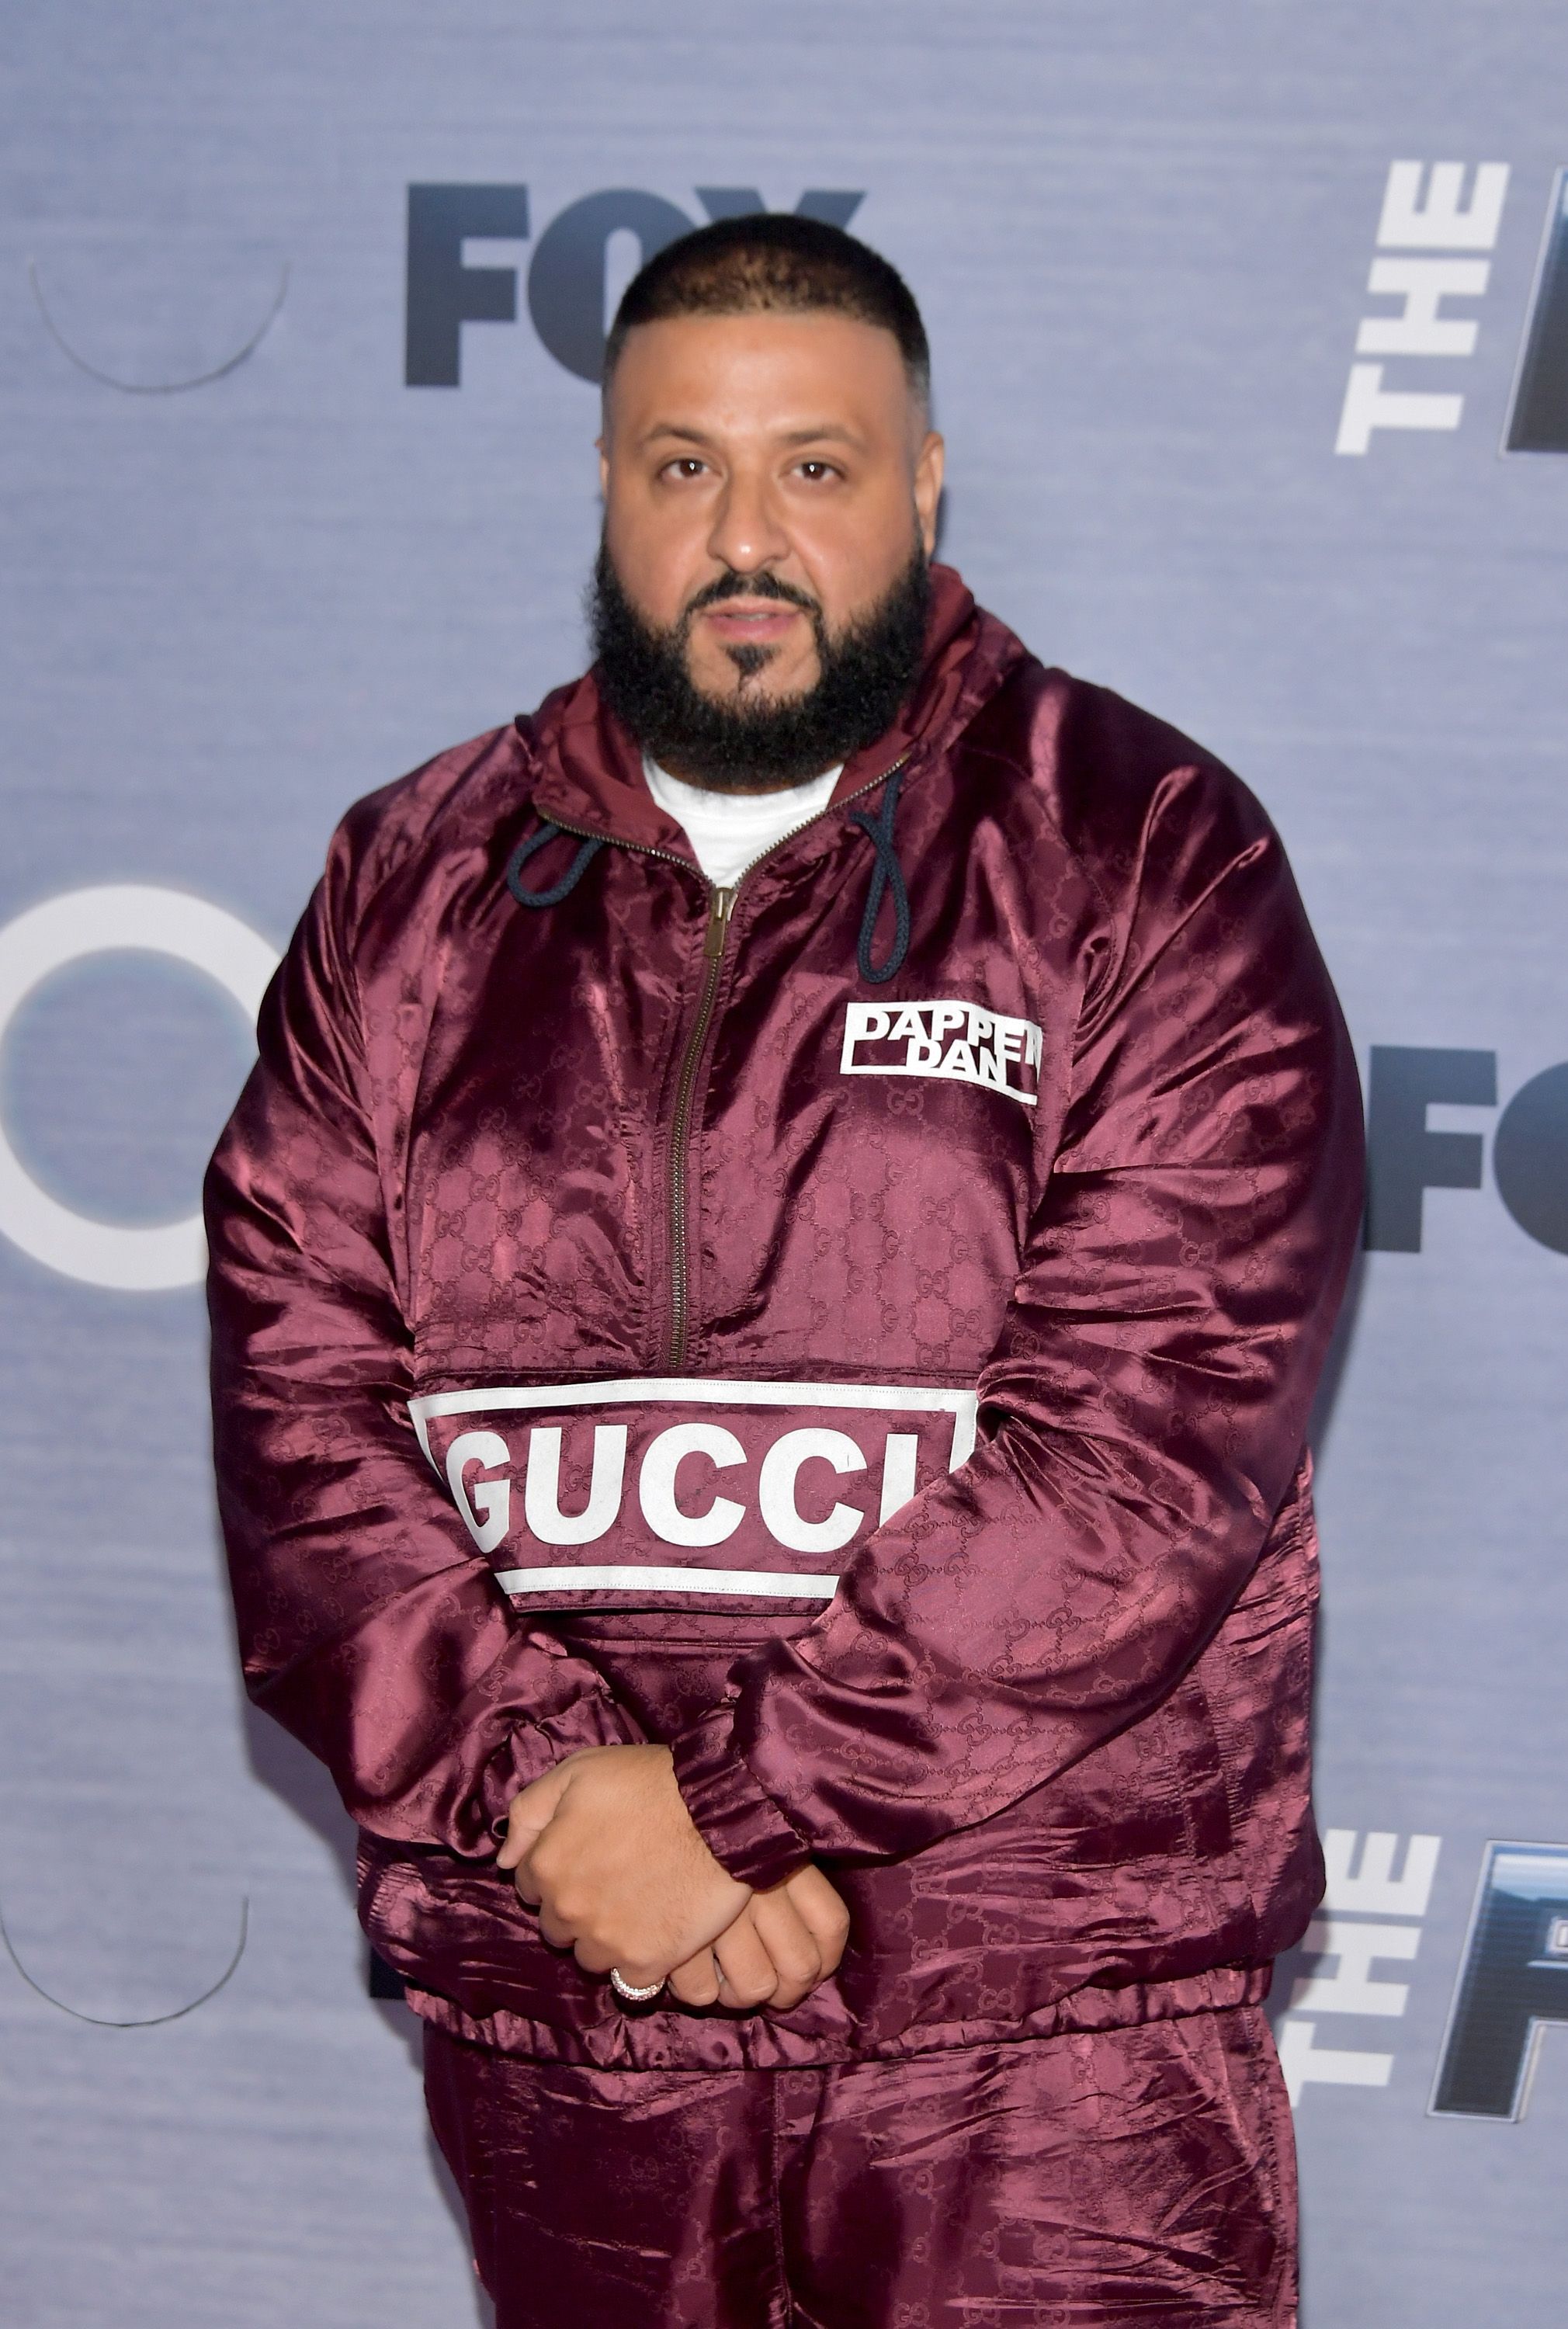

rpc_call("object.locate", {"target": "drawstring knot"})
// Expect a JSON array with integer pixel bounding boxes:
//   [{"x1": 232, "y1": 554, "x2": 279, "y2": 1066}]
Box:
[
  {"x1": 505, "y1": 818, "x2": 605, "y2": 908},
  {"x1": 850, "y1": 765, "x2": 911, "y2": 985}
]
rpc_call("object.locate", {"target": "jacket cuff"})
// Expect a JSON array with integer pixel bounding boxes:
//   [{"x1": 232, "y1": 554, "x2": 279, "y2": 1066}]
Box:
[
  {"x1": 671, "y1": 1705, "x2": 812, "y2": 1891},
  {"x1": 477, "y1": 1687, "x2": 642, "y2": 1845}
]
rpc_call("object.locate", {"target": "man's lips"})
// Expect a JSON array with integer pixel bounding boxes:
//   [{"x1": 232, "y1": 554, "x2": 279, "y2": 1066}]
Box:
[{"x1": 699, "y1": 602, "x2": 807, "y2": 644}]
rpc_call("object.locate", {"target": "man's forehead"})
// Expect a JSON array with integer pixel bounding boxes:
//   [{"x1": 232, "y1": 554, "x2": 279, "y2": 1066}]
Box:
[{"x1": 604, "y1": 309, "x2": 918, "y2": 434}]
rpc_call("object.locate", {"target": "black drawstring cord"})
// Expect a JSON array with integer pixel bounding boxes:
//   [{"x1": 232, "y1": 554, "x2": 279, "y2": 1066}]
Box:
[
  {"x1": 506, "y1": 779, "x2": 911, "y2": 984},
  {"x1": 850, "y1": 765, "x2": 912, "y2": 985},
  {"x1": 505, "y1": 819, "x2": 605, "y2": 908}
]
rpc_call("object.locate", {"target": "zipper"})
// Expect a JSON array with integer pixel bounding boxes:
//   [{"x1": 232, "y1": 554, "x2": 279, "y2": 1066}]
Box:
[
  {"x1": 538, "y1": 751, "x2": 911, "y2": 1370},
  {"x1": 664, "y1": 883, "x2": 734, "y2": 1366}
]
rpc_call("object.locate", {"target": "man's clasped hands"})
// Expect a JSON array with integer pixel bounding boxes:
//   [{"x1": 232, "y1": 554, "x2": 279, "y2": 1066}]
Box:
[{"x1": 498, "y1": 1744, "x2": 849, "y2": 2011}]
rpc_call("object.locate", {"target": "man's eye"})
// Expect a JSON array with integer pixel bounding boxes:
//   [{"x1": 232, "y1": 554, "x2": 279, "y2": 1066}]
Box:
[
  {"x1": 797, "y1": 461, "x2": 838, "y2": 482},
  {"x1": 666, "y1": 459, "x2": 707, "y2": 480}
]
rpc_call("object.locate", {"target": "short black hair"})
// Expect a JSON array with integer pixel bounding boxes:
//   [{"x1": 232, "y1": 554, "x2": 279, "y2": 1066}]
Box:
[{"x1": 603, "y1": 213, "x2": 930, "y2": 406}]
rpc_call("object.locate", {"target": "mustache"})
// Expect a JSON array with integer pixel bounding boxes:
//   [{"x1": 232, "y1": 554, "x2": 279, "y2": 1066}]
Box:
[{"x1": 682, "y1": 569, "x2": 822, "y2": 622}]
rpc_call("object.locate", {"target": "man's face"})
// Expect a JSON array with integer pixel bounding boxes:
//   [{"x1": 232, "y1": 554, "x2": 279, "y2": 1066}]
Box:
[{"x1": 598, "y1": 311, "x2": 944, "y2": 714}]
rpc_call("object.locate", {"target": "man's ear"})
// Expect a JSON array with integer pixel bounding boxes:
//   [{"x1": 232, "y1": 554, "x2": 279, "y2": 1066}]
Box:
[
  {"x1": 597, "y1": 435, "x2": 610, "y2": 501},
  {"x1": 914, "y1": 432, "x2": 945, "y2": 558}
]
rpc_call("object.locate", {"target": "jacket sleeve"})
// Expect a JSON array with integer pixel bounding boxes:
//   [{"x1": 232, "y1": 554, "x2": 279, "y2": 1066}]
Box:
[
  {"x1": 206, "y1": 820, "x2": 640, "y2": 1859},
  {"x1": 671, "y1": 762, "x2": 1365, "y2": 1885}
]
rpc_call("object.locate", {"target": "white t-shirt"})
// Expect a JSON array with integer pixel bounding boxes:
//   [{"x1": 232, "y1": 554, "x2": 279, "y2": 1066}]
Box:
[{"x1": 644, "y1": 755, "x2": 842, "y2": 890}]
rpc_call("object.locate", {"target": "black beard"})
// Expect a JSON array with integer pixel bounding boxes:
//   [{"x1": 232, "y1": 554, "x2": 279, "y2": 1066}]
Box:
[{"x1": 588, "y1": 540, "x2": 931, "y2": 793}]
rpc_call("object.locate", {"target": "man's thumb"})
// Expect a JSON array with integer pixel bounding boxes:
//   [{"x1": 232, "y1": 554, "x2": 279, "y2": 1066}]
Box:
[{"x1": 495, "y1": 1762, "x2": 572, "y2": 1870}]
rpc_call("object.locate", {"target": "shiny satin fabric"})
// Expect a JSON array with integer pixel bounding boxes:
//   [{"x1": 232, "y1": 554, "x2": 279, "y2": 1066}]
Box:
[
  {"x1": 206, "y1": 562, "x2": 1365, "y2": 2072},
  {"x1": 424, "y1": 2005, "x2": 1299, "y2": 2327}
]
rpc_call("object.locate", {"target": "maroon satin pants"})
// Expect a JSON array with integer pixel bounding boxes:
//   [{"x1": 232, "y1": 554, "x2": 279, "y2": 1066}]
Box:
[{"x1": 424, "y1": 2005, "x2": 1298, "y2": 2327}]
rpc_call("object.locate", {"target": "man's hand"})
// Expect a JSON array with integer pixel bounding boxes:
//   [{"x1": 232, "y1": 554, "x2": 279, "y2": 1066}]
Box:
[
  {"x1": 498, "y1": 1744, "x2": 751, "y2": 1988},
  {"x1": 664, "y1": 1865, "x2": 852, "y2": 2011},
  {"x1": 498, "y1": 1745, "x2": 852, "y2": 2010}
]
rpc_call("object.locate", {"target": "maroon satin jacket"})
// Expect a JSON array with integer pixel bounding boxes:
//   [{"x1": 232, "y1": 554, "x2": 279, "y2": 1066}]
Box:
[{"x1": 206, "y1": 564, "x2": 1363, "y2": 2069}]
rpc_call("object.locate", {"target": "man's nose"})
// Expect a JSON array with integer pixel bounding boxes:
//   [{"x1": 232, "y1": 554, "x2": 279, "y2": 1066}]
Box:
[{"x1": 705, "y1": 470, "x2": 790, "y2": 576}]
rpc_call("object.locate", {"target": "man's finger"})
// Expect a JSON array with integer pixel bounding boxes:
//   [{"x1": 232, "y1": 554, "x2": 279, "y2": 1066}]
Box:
[
  {"x1": 496, "y1": 1760, "x2": 577, "y2": 1872},
  {"x1": 745, "y1": 1886, "x2": 822, "y2": 2011},
  {"x1": 510, "y1": 1857, "x2": 544, "y2": 1907},
  {"x1": 666, "y1": 1948, "x2": 722, "y2": 2008},
  {"x1": 782, "y1": 1865, "x2": 852, "y2": 1978},
  {"x1": 498, "y1": 1817, "x2": 550, "y2": 1882},
  {"x1": 711, "y1": 1911, "x2": 780, "y2": 2011}
]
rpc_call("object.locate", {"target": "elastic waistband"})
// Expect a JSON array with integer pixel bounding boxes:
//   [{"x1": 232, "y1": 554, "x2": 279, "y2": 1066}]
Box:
[{"x1": 400, "y1": 1963, "x2": 1271, "y2": 2074}]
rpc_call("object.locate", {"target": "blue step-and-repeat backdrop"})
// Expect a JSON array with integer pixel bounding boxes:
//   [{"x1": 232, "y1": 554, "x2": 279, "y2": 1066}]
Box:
[{"x1": 2, "y1": 5, "x2": 1565, "y2": 2322}]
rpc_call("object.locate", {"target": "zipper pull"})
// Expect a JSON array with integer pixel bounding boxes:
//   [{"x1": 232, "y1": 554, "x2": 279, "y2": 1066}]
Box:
[{"x1": 703, "y1": 885, "x2": 736, "y2": 960}]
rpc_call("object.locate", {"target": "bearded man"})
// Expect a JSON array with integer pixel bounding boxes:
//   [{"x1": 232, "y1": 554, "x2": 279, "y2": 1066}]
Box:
[{"x1": 206, "y1": 214, "x2": 1362, "y2": 2327}]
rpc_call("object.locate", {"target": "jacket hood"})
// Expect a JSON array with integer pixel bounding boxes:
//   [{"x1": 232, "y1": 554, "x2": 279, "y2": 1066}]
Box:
[{"x1": 520, "y1": 561, "x2": 1028, "y2": 859}]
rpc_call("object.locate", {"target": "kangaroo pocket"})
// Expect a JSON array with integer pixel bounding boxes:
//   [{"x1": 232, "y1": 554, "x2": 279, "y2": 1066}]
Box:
[{"x1": 407, "y1": 1373, "x2": 976, "y2": 1619}]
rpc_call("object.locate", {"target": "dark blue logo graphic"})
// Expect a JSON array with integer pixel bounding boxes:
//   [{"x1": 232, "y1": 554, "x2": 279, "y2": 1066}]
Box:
[
  {"x1": 1363, "y1": 1046, "x2": 1568, "y2": 1254},
  {"x1": 405, "y1": 185, "x2": 865, "y2": 387},
  {"x1": 1506, "y1": 168, "x2": 1568, "y2": 453},
  {"x1": 1431, "y1": 1843, "x2": 1568, "y2": 2119}
]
